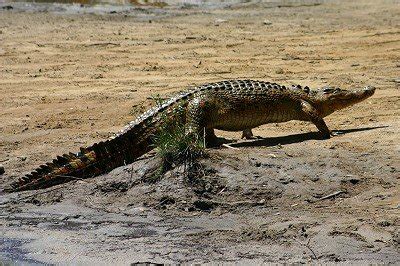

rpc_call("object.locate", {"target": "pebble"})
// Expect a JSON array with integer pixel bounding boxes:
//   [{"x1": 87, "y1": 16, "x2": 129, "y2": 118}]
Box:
[
  {"x1": 17, "y1": 156, "x2": 27, "y2": 161},
  {"x1": 254, "y1": 161, "x2": 262, "y2": 167},
  {"x1": 340, "y1": 175, "x2": 361, "y2": 185},
  {"x1": 394, "y1": 233, "x2": 400, "y2": 244},
  {"x1": 0, "y1": 164, "x2": 4, "y2": 175},
  {"x1": 263, "y1": 20, "x2": 272, "y2": 25},
  {"x1": 377, "y1": 220, "x2": 391, "y2": 227},
  {"x1": 278, "y1": 176, "x2": 294, "y2": 184},
  {"x1": 214, "y1": 19, "x2": 227, "y2": 26}
]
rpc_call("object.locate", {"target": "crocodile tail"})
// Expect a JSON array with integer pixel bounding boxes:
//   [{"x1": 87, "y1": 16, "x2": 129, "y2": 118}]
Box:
[
  {"x1": 6, "y1": 88, "x2": 193, "y2": 193},
  {"x1": 6, "y1": 128, "x2": 153, "y2": 192}
]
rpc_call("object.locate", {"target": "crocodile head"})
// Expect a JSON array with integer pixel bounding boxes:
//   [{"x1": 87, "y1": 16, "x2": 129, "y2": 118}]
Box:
[{"x1": 311, "y1": 86, "x2": 375, "y2": 117}]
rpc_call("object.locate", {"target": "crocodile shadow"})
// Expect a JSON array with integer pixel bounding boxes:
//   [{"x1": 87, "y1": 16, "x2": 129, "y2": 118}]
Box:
[{"x1": 226, "y1": 126, "x2": 388, "y2": 148}]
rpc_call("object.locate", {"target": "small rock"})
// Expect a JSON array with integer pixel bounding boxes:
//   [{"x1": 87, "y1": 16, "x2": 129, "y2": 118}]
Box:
[
  {"x1": 214, "y1": 19, "x2": 227, "y2": 26},
  {"x1": 363, "y1": 243, "x2": 374, "y2": 248},
  {"x1": 377, "y1": 220, "x2": 391, "y2": 227},
  {"x1": 92, "y1": 73, "x2": 104, "y2": 79},
  {"x1": 279, "y1": 176, "x2": 294, "y2": 184},
  {"x1": 394, "y1": 232, "x2": 400, "y2": 244},
  {"x1": 25, "y1": 198, "x2": 41, "y2": 206},
  {"x1": 340, "y1": 175, "x2": 361, "y2": 185},
  {"x1": 263, "y1": 20, "x2": 272, "y2": 25},
  {"x1": 159, "y1": 196, "x2": 175, "y2": 206},
  {"x1": 0, "y1": 164, "x2": 4, "y2": 175},
  {"x1": 17, "y1": 156, "x2": 27, "y2": 161},
  {"x1": 275, "y1": 68, "x2": 284, "y2": 74},
  {"x1": 184, "y1": 206, "x2": 195, "y2": 212},
  {"x1": 123, "y1": 207, "x2": 147, "y2": 215},
  {"x1": 310, "y1": 176, "x2": 320, "y2": 182}
]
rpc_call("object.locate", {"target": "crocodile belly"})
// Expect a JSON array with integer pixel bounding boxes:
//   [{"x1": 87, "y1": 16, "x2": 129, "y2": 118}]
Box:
[{"x1": 212, "y1": 108, "x2": 294, "y2": 131}]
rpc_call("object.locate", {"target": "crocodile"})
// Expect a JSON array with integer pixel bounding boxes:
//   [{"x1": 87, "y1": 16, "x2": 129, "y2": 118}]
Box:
[{"x1": 6, "y1": 79, "x2": 375, "y2": 192}]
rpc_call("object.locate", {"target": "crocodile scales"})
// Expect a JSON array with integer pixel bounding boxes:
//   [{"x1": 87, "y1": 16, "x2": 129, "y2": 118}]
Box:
[{"x1": 6, "y1": 79, "x2": 375, "y2": 192}]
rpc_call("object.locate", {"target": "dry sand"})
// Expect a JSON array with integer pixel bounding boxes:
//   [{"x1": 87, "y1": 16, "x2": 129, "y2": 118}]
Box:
[{"x1": 0, "y1": 0, "x2": 399, "y2": 264}]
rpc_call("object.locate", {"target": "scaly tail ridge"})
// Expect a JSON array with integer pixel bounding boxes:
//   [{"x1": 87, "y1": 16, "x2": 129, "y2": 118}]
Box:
[{"x1": 6, "y1": 129, "x2": 153, "y2": 192}]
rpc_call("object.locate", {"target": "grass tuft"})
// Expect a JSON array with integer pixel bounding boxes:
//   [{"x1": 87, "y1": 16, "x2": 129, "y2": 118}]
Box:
[
  {"x1": 155, "y1": 123, "x2": 205, "y2": 175},
  {"x1": 150, "y1": 94, "x2": 206, "y2": 181}
]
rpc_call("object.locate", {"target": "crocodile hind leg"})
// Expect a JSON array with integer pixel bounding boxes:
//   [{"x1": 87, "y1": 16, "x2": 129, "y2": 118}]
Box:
[
  {"x1": 205, "y1": 128, "x2": 222, "y2": 147},
  {"x1": 185, "y1": 98, "x2": 227, "y2": 147},
  {"x1": 185, "y1": 98, "x2": 214, "y2": 147}
]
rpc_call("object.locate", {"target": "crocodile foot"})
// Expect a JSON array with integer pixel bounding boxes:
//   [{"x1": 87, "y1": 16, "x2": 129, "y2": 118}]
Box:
[{"x1": 331, "y1": 131, "x2": 344, "y2": 136}]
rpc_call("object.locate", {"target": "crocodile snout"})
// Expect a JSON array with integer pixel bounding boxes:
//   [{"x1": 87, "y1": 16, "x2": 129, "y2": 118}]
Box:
[{"x1": 363, "y1": 86, "x2": 376, "y2": 96}]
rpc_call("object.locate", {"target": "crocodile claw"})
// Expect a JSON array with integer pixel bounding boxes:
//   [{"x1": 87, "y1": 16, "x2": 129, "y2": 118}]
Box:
[{"x1": 331, "y1": 131, "x2": 344, "y2": 136}]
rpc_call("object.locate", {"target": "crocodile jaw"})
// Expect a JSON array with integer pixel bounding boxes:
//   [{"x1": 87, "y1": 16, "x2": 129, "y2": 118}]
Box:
[{"x1": 319, "y1": 86, "x2": 376, "y2": 117}]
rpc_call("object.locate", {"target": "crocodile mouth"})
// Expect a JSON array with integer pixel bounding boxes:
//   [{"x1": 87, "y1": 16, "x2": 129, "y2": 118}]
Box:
[
  {"x1": 334, "y1": 86, "x2": 375, "y2": 101},
  {"x1": 361, "y1": 86, "x2": 376, "y2": 97},
  {"x1": 321, "y1": 86, "x2": 376, "y2": 116},
  {"x1": 353, "y1": 86, "x2": 376, "y2": 101}
]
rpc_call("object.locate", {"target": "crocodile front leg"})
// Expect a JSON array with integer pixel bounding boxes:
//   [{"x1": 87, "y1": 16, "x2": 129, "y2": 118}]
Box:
[{"x1": 301, "y1": 100, "x2": 331, "y2": 138}]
